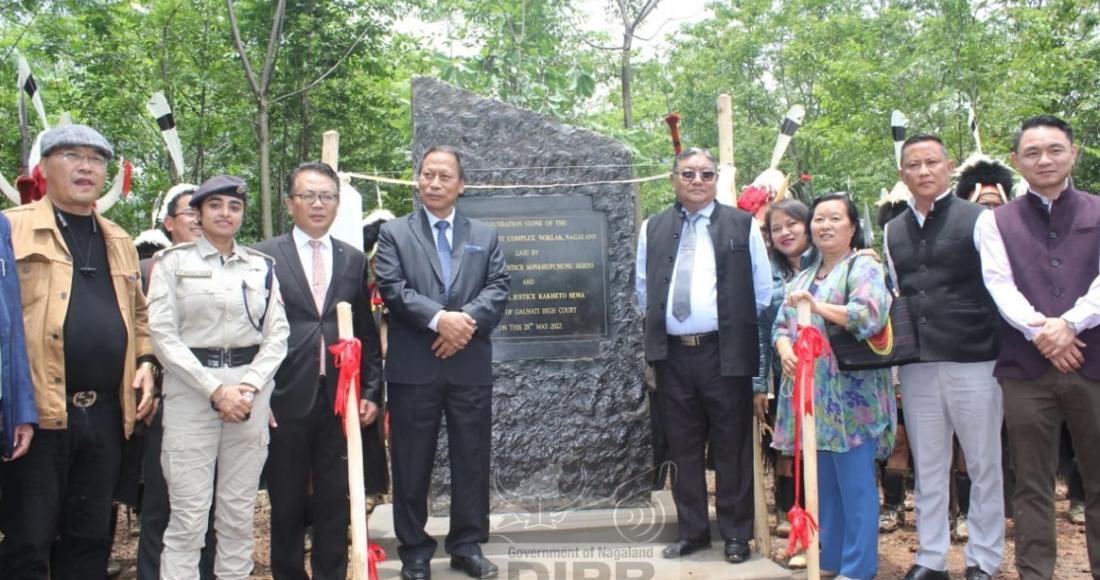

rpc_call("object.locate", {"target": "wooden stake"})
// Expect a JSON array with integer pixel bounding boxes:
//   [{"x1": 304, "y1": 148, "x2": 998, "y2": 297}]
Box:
[
  {"x1": 796, "y1": 301, "x2": 821, "y2": 580},
  {"x1": 716, "y1": 94, "x2": 737, "y2": 205},
  {"x1": 752, "y1": 415, "x2": 771, "y2": 557},
  {"x1": 322, "y1": 130, "x2": 340, "y2": 171},
  {"x1": 338, "y1": 302, "x2": 369, "y2": 580}
]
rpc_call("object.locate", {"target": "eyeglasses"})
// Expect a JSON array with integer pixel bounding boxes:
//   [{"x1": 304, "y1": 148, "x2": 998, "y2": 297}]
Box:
[
  {"x1": 170, "y1": 209, "x2": 198, "y2": 219},
  {"x1": 677, "y1": 170, "x2": 717, "y2": 182},
  {"x1": 291, "y1": 192, "x2": 339, "y2": 205},
  {"x1": 58, "y1": 151, "x2": 108, "y2": 168}
]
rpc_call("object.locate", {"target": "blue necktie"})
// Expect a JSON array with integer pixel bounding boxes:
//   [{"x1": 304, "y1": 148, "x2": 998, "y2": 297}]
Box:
[{"x1": 435, "y1": 220, "x2": 452, "y2": 295}]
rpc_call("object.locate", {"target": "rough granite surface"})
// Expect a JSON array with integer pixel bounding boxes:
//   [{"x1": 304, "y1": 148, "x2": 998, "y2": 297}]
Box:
[{"x1": 410, "y1": 76, "x2": 652, "y2": 513}]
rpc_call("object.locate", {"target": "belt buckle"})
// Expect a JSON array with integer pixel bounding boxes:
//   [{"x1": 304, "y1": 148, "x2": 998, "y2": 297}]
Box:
[
  {"x1": 683, "y1": 334, "x2": 702, "y2": 347},
  {"x1": 206, "y1": 350, "x2": 224, "y2": 368},
  {"x1": 72, "y1": 391, "x2": 97, "y2": 408}
]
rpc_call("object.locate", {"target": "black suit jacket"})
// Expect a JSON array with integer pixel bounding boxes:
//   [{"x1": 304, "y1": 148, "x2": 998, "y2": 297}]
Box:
[
  {"x1": 373, "y1": 208, "x2": 510, "y2": 386},
  {"x1": 254, "y1": 233, "x2": 382, "y2": 420}
]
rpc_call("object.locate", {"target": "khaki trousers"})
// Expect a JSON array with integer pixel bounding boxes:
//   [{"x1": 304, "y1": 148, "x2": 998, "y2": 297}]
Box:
[
  {"x1": 1003, "y1": 367, "x2": 1100, "y2": 580},
  {"x1": 159, "y1": 367, "x2": 271, "y2": 580}
]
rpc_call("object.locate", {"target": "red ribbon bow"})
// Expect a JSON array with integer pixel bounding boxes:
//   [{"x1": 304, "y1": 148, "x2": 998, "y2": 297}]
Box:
[
  {"x1": 367, "y1": 543, "x2": 386, "y2": 580},
  {"x1": 787, "y1": 323, "x2": 828, "y2": 555},
  {"x1": 329, "y1": 338, "x2": 362, "y2": 436}
]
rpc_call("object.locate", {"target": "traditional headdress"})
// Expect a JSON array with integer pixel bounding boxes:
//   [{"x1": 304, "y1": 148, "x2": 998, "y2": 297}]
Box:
[
  {"x1": 954, "y1": 154, "x2": 1015, "y2": 206},
  {"x1": 877, "y1": 110, "x2": 912, "y2": 228},
  {"x1": 739, "y1": 105, "x2": 805, "y2": 219},
  {"x1": 362, "y1": 208, "x2": 396, "y2": 259}
]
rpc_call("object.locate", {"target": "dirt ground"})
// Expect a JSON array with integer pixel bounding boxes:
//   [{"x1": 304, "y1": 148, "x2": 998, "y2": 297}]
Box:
[{"x1": 108, "y1": 484, "x2": 1091, "y2": 579}]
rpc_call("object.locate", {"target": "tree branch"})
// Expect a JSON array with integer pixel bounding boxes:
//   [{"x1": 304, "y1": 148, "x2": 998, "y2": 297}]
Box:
[
  {"x1": 258, "y1": 0, "x2": 287, "y2": 92},
  {"x1": 272, "y1": 23, "x2": 372, "y2": 104},
  {"x1": 225, "y1": 0, "x2": 261, "y2": 98}
]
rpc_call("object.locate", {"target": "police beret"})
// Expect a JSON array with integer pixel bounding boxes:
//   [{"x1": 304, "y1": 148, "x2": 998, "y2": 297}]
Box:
[
  {"x1": 190, "y1": 175, "x2": 247, "y2": 208},
  {"x1": 40, "y1": 124, "x2": 114, "y2": 160}
]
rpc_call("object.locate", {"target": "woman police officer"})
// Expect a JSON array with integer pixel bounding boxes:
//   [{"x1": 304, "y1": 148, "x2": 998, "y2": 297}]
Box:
[{"x1": 146, "y1": 175, "x2": 289, "y2": 580}]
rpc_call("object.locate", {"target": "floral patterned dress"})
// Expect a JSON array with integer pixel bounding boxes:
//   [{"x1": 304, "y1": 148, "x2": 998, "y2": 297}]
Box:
[{"x1": 771, "y1": 253, "x2": 897, "y2": 459}]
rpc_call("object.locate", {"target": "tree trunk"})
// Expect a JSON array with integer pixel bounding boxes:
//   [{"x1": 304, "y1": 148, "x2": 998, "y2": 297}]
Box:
[
  {"x1": 258, "y1": 98, "x2": 273, "y2": 238},
  {"x1": 621, "y1": 32, "x2": 633, "y2": 129}
]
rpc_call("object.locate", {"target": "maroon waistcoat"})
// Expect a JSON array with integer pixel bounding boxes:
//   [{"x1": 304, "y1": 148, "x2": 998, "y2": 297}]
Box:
[{"x1": 993, "y1": 187, "x2": 1100, "y2": 380}]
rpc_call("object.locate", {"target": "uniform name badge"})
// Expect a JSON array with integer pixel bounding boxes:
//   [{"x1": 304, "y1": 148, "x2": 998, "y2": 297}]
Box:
[{"x1": 176, "y1": 270, "x2": 213, "y2": 278}]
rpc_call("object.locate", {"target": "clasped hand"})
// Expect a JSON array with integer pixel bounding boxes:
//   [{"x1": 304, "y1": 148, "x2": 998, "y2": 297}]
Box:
[
  {"x1": 212, "y1": 384, "x2": 256, "y2": 423},
  {"x1": 1030, "y1": 317, "x2": 1086, "y2": 373},
  {"x1": 433, "y1": 311, "x2": 477, "y2": 359}
]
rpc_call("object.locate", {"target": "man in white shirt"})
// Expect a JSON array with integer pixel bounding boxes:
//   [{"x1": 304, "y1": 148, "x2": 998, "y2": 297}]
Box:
[{"x1": 977, "y1": 115, "x2": 1100, "y2": 580}]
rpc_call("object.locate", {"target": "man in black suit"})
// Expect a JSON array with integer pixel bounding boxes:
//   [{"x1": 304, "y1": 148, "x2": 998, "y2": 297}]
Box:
[
  {"x1": 374, "y1": 147, "x2": 510, "y2": 580},
  {"x1": 254, "y1": 162, "x2": 383, "y2": 580},
  {"x1": 635, "y1": 148, "x2": 772, "y2": 564}
]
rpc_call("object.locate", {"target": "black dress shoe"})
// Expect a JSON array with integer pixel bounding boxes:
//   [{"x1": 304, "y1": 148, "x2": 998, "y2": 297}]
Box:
[
  {"x1": 724, "y1": 538, "x2": 751, "y2": 564},
  {"x1": 903, "y1": 564, "x2": 949, "y2": 580},
  {"x1": 401, "y1": 560, "x2": 431, "y2": 580},
  {"x1": 450, "y1": 554, "x2": 499, "y2": 579},
  {"x1": 965, "y1": 566, "x2": 993, "y2": 580},
  {"x1": 661, "y1": 538, "x2": 711, "y2": 559}
]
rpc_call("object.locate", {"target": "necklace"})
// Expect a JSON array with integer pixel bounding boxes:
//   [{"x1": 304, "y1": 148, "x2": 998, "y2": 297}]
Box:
[{"x1": 55, "y1": 210, "x2": 98, "y2": 277}]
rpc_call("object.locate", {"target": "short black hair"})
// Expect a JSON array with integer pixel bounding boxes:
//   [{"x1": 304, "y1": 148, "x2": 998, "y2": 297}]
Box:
[
  {"x1": 809, "y1": 193, "x2": 866, "y2": 250},
  {"x1": 1012, "y1": 115, "x2": 1074, "y2": 152},
  {"x1": 672, "y1": 147, "x2": 718, "y2": 173},
  {"x1": 900, "y1": 133, "x2": 949, "y2": 162},
  {"x1": 286, "y1": 162, "x2": 339, "y2": 196},
  {"x1": 419, "y1": 146, "x2": 466, "y2": 181}
]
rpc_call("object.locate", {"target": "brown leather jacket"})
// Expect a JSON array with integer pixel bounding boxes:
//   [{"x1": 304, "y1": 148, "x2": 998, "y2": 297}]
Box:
[{"x1": 5, "y1": 197, "x2": 152, "y2": 437}]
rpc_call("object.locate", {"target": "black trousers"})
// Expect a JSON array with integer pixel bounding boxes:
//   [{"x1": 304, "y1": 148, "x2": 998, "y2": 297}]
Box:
[
  {"x1": 136, "y1": 404, "x2": 215, "y2": 580},
  {"x1": 0, "y1": 395, "x2": 122, "y2": 580},
  {"x1": 389, "y1": 379, "x2": 491, "y2": 565},
  {"x1": 267, "y1": 382, "x2": 350, "y2": 580},
  {"x1": 656, "y1": 340, "x2": 754, "y2": 542}
]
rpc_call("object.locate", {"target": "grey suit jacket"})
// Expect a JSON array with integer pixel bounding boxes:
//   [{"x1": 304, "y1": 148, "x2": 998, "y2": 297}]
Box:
[
  {"x1": 253, "y1": 233, "x2": 382, "y2": 419},
  {"x1": 373, "y1": 208, "x2": 510, "y2": 386}
]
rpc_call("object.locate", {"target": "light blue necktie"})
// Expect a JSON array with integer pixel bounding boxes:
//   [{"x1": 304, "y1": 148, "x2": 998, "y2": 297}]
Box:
[
  {"x1": 435, "y1": 220, "x2": 452, "y2": 295},
  {"x1": 672, "y1": 213, "x2": 702, "y2": 322}
]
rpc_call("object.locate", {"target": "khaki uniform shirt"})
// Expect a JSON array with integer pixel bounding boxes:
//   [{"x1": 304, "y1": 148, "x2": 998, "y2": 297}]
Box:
[
  {"x1": 146, "y1": 237, "x2": 289, "y2": 399},
  {"x1": 5, "y1": 197, "x2": 152, "y2": 436}
]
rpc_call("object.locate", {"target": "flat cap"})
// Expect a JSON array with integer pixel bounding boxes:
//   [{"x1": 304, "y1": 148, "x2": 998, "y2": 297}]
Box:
[
  {"x1": 40, "y1": 124, "x2": 114, "y2": 160},
  {"x1": 190, "y1": 175, "x2": 247, "y2": 208}
]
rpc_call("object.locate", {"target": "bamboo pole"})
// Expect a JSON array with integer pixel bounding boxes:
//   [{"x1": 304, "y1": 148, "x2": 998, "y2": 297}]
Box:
[
  {"x1": 338, "y1": 302, "x2": 369, "y2": 580},
  {"x1": 716, "y1": 94, "x2": 737, "y2": 205},
  {"x1": 796, "y1": 301, "x2": 821, "y2": 580},
  {"x1": 322, "y1": 130, "x2": 340, "y2": 171}
]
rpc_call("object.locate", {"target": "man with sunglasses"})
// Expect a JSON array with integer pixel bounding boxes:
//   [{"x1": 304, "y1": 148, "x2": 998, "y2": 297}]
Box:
[
  {"x1": 253, "y1": 162, "x2": 382, "y2": 580},
  {"x1": 636, "y1": 147, "x2": 772, "y2": 564}
]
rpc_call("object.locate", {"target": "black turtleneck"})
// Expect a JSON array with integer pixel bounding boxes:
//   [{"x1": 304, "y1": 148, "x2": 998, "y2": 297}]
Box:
[{"x1": 55, "y1": 208, "x2": 127, "y2": 393}]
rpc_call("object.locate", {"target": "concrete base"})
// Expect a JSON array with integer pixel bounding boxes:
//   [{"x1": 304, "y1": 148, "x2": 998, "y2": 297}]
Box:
[{"x1": 369, "y1": 491, "x2": 793, "y2": 579}]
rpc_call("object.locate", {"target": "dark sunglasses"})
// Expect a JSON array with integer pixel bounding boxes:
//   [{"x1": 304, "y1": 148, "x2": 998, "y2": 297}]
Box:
[{"x1": 677, "y1": 170, "x2": 717, "y2": 182}]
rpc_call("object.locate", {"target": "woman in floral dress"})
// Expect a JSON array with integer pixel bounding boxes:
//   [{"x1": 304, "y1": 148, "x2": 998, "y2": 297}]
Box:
[{"x1": 772, "y1": 193, "x2": 897, "y2": 580}]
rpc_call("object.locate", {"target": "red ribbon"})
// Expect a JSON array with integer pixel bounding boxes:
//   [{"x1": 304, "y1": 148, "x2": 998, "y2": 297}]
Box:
[
  {"x1": 120, "y1": 159, "x2": 133, "y2": 197},
  {"x1": 15, "y1": 165, "x2": 46, "y2": 204},
  {"x1": 787, "y1": 323, "x2": 828, "y2": 555},
  {"x1": 367, "y1": 543, "x2": 386, "y2": 580},
  {"x1": 329, "y1": 337, "x2": 362, "y2": 436}
]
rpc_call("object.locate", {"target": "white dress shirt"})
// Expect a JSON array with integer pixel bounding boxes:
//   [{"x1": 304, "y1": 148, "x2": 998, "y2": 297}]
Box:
[
  {"x1": 292, "y1": 226, "x2": 334, "y2": 289},
  {"x1": 635, "y1": 201, "x2": 773, "y2": 335},
  {"x1": 426, "y1": 207, "x2": 456, "y2": 331},
  {"x1": 977, "y1": 189, "x2": 1100, "y2": 341}
]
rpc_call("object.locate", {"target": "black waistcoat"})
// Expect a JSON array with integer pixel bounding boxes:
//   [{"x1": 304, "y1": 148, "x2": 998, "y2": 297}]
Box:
[
  {"x1": 643, "y1": 202, "x2": 759, "y2": 377},
  {"x1": 886, "y1": 195, "x2": 998, "y2": 362}
]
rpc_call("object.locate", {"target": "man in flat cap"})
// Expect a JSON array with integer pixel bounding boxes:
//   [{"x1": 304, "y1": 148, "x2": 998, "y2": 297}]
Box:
[{"x1": 0, "y1": 124, "x2": 157, "y2": 579}]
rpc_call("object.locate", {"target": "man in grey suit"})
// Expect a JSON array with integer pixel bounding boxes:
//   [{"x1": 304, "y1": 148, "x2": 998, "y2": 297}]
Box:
[
  {"x1": 374, "y1": 146, "x2": 510, "y2": 580},
  {"x1": 254, "y1": 162, "x2": 383, "y2": 580}
]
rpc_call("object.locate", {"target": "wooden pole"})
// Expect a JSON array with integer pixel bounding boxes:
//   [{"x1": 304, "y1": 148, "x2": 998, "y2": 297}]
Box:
[
  {"x1": 322, "y1": 130, "x2": 340, "y2": 171},
  {"x1": 716, "y1": 94, "x2": 737, "y2": 205},
  {"x1": 338, "y1": 302, "x2": 369, "y2": 580},
  {"x1": 796, "y1": 302, "x2": 821, "y2": 580},
  {"x1": 752, "y1": 415, "x2": 771, "y2": 557}
]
